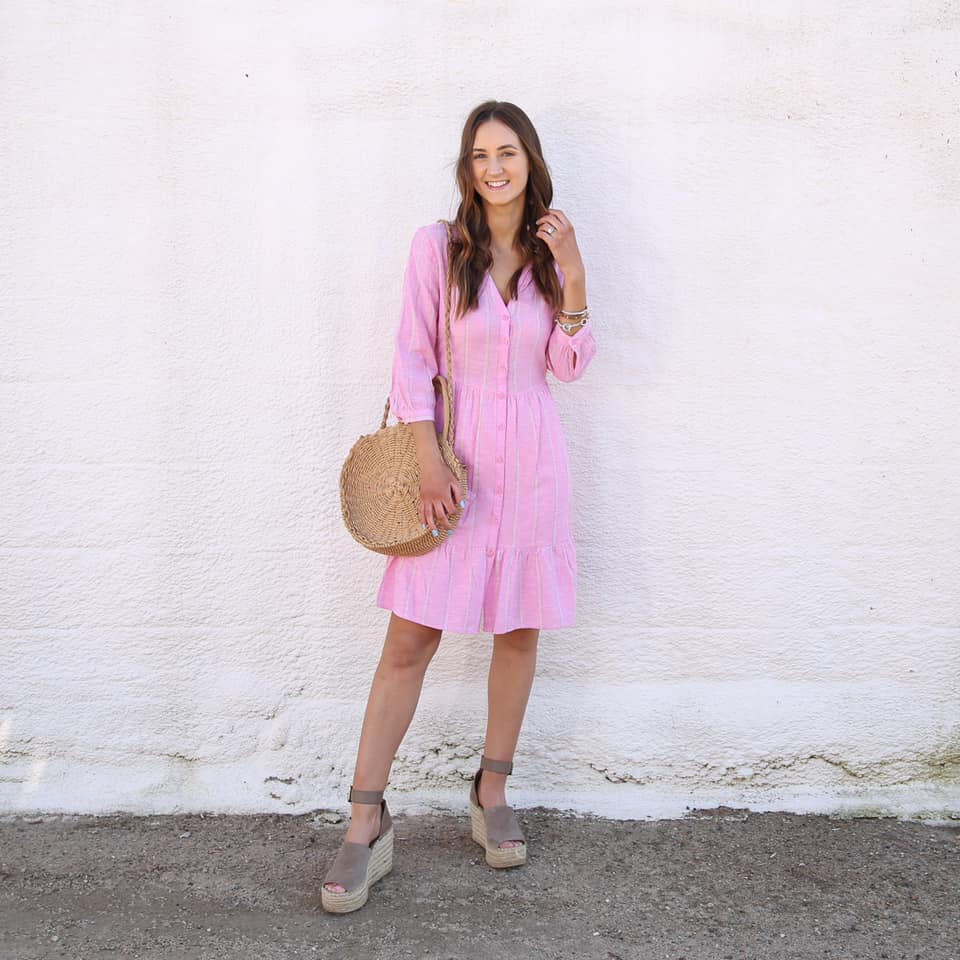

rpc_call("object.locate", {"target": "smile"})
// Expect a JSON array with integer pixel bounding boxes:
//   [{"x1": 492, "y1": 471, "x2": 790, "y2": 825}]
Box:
[{"x1": 485, "y1": 180, "x2": 509, "y2": 189}]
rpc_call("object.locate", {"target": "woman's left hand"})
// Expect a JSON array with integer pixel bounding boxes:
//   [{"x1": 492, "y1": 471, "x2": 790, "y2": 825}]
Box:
[{"x1": 535, "y1": 209, "x2": 585, "y2": 278}]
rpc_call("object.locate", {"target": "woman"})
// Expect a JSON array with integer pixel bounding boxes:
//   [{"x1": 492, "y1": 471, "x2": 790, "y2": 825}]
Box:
[{"x1": 322, "y1": 100, "x2": 597, "y2": 914}]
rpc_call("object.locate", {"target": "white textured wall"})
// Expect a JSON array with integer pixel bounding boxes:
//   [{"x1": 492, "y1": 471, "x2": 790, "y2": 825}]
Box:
[{"x1": 2, "y1": 1, "x2": 959, "y2": 819}]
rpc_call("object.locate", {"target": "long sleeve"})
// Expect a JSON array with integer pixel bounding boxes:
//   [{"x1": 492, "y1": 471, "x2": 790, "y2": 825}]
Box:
[
  {"x1": 546, "y1": 322, "x2": 597, "y2": 382},
  {"x1": 389, "y1": 226, "x2": 441, "y2": 423},
  {"x1": 545, "y1": 263, "x2": 598, "y2": 382}
]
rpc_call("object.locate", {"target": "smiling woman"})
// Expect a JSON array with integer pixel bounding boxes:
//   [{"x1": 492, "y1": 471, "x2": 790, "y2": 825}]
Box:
[
  {"x1": 377, "y1": 102, "x2": 596, "y2": 635},
  {"x1": 444, "y1": 105, "x2": 576, "y2": 317},
  {"x1": 322, "y1": 100, "x2": 598, "y2": 915}
]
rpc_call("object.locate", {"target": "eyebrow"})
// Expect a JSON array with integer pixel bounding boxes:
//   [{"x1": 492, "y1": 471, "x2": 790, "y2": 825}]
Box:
[{"x1": 472, "y1": 144, "x2": 519, "y2": 152}]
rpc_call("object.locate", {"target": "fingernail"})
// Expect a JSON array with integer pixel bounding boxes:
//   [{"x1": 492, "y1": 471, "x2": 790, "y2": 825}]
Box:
[
  {"x1": 431, "y1": 529, "x2": 439, "y2": 537},
  {"x1": 459, "y1": 499, "x2": 466, "y2": 508},
  {"x1": 421, "y1": 523, "x2": 427, "y2": 528}
]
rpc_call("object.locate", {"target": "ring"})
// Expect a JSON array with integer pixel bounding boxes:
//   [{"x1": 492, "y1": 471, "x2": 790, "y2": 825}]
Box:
[{"x1": 545, "y1": 225, "x2": 555, "y2": 235}]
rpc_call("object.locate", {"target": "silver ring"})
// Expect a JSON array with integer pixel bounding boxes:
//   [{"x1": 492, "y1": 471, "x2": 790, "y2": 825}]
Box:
[{"x1": 545, "y1": 225, "x2": 555, "y2": 235}]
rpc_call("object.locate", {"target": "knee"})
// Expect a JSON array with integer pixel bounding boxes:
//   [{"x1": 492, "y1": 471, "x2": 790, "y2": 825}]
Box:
[
  {"x1": 381, "y1": 615, "x2": 442, "y2": 671},
  {"x1": 493, "y1": 627, "x2": 539, "y2": 654}
]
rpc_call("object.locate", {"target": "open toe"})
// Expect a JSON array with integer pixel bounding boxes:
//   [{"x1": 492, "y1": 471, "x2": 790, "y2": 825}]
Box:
[{"x1": 321, "y1": 788, "x2": 394, "y2": 913}]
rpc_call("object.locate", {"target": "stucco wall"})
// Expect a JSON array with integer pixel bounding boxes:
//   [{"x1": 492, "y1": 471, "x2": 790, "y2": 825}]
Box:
[{"x1": 2, "y1": 1, "x2": 958, "y2": 819}]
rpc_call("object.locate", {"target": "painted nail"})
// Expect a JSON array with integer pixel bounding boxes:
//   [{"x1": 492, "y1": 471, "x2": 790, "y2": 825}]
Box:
[
  {"x1": 431, "y1": 529, "x2": 439, "y2": 537},
  {"x1": 460, "y1": 499, "x2": 466, "y2": 508}
]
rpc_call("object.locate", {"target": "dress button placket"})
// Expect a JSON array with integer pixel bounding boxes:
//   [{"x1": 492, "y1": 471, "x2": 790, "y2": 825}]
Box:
[{"x1": 489, "y1": 308, "x2": 511, "y2": 556}]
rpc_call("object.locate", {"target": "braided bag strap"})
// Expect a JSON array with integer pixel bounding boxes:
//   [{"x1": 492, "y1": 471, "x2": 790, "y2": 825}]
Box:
[{"x1": 439, "y1": 218, "x2": 456, "y2": 447}]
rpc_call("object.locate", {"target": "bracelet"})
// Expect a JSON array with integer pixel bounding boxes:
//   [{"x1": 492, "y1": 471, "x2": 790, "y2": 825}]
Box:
[
  {"x1": 555, "y1": 314, "x2": 590, "y2": 334},
  {"x1": 555, "y1": 303, "x2": 590, "y2": 333}
]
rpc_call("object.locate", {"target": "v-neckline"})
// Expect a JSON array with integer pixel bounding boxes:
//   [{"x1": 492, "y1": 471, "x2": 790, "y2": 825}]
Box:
[{"x1": 485, "y1": 262, "x2": 531, "y2": 309}]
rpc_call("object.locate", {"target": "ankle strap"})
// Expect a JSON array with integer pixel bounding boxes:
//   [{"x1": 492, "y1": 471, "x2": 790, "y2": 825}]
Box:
[
  {"x1": 480, "y1": 755, "x2": 514, "y2": 775},
  {"x1": 348, "y1": 785, "x2": 384, "y2": 804}
]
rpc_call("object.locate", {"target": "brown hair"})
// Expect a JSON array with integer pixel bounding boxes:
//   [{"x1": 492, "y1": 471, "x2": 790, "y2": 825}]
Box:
[{"x1": 446, "y1": 100, "x2": 563, "y2": 320}]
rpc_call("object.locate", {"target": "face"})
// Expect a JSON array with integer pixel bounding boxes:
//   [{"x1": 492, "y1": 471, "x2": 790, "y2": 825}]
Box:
[{"x1": 471, "y1": 119, "x2": 529, "y2": 207}]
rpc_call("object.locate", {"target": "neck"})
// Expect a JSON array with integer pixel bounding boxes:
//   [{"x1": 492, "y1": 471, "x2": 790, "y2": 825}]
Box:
[{"x1": 483, "y1": 197, "x2": 525, "y2": 253}]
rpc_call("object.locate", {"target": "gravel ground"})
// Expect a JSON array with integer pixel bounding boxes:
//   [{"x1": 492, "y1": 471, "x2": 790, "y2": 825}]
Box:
[{"x1": 1, "y1": 805, "x2": 958, "y2": 960}]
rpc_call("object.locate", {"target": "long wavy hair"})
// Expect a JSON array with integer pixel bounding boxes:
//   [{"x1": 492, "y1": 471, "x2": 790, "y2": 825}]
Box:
[{"x1": 446, "y1": 101, "x2": 563, "y2": 320}]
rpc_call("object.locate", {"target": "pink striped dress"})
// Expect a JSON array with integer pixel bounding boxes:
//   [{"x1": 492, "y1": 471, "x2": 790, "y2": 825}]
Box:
[{"x1": 376, "y1": 221, "x2": 597, "y2": 634}]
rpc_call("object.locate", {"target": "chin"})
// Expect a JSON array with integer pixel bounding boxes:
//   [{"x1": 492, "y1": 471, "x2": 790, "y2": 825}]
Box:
[{"x1": 484, "y1": 190, "x2": 521, "y2": 203}]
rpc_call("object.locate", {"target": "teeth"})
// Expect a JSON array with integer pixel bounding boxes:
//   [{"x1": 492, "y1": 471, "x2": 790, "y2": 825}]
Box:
[{"x1": 487, "y1": 180, "x2": 509, "y2": 187}]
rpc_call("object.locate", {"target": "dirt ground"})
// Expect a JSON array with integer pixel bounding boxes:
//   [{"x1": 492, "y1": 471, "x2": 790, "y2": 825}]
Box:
[{"x1": 1, "y1": 805, "x2": 958, "y2": 960}]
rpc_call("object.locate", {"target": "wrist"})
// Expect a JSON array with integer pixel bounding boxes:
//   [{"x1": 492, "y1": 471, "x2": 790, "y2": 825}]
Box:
[{"x1": 417, "y1": 446, "x2": 444, "y2": 470}]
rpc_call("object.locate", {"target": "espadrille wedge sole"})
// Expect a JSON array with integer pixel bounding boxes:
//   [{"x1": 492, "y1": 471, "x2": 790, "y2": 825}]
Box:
[
  {"x1": 469, "y1": 756, "x2": 527, "y2": 869},
  {"x1": 321, "y1": 787, "x2": 394, "y2": 914}
]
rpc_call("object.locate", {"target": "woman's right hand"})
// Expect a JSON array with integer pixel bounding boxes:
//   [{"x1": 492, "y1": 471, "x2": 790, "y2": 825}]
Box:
[{"x1": 419, "y1": 457, "x2": 464, "y2": 533}]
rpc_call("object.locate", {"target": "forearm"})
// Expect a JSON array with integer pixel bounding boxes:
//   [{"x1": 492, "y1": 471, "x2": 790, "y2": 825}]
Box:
[
  {"x1": 558, "y1": 268, "x2": 587, "y2": 336},
  {"x1": 408, "y1": 419, "x2": 443, "y2": 469}
]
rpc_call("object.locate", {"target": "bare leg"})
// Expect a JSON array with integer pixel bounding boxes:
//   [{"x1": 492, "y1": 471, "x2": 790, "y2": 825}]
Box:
[
  {"x1": 323, "y1": 612, "x2": 441, "y2": 893},
  {"x1": 478, "y1": 627, "x2": 539, "y2": 848}
]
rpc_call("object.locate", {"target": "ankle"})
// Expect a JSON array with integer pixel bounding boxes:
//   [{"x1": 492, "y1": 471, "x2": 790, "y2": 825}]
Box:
[
  {"x1": 350, "y1": 801, "x2": 382, "y2": 822},
  {"x1": 477, "y1": 773, "x2": 507, "y2": 802},
  {"x1": 344, "y1": 811, "x2": 381, "y2": 845},
  {"x1": 479, "y1": 768, "x2": 507, "y2": 789}
]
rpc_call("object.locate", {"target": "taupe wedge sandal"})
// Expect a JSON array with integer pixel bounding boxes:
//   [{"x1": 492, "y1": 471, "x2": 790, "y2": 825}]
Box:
[
  {"x1": 321, "y1": 786, "x2": 394, "y2": 914},
  {"x1": 469, "y1": 755, "x2": 527, "y2": 868}
]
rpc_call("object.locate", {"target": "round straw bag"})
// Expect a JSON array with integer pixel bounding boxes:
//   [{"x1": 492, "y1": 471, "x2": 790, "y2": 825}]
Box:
[{"x1": 340, "y1": 219, "x2": 469, "y2": 556}]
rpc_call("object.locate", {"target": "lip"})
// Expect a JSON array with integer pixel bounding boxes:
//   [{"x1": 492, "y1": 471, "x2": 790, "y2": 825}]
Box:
[{"x1": 485, "y1": 180, "x2": 510, "y2": 190}]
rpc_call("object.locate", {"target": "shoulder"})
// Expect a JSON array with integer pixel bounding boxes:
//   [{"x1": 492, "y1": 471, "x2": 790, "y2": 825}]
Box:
[{"x1": 410, "y1": 221, "x2": 450, "y2": 263}]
